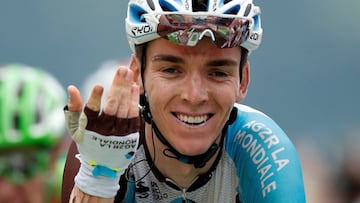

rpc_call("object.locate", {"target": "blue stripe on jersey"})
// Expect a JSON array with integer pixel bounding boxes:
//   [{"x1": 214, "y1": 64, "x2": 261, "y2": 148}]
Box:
[{"x1": 225, "y1": 103, "x2": 306, "y2": 203}]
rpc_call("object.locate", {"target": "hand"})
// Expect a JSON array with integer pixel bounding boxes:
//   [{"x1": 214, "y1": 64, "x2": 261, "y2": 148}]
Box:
[
  {"x1": 64, "y1": 66, "x2": 141, "y2": 198},
  {"x1": 66, "y1": 66, "x2": 140, "y2": 142},
  {"x1": 67, "y1": 66, "x2": 139, "y2": 118}
]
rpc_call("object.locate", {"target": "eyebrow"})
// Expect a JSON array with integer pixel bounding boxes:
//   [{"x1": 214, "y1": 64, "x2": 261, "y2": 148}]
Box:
[
  {"x1": 207, "y1": 59, "x2": 238, "y2": 67},
  {"x1": 151, "y1": 54, "x2": 238, "y2": 67},
  {"x1": 151, "y1": 54, "x2": 184, "y2": 64}
]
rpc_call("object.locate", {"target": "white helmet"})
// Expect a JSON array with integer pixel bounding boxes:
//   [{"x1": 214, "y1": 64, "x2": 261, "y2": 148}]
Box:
[{"x1": 125, "y1": 0, "x2": 262, "y2": 53}]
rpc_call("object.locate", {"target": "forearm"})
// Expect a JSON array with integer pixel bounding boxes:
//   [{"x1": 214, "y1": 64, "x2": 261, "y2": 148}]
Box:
[{"x1": 69, "y1": 185, "x2": 114, "y2": 203}]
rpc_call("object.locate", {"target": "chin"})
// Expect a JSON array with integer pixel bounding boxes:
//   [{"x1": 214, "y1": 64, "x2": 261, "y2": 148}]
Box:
[{"x1": 175, "y1": 140, "x2": 214, "y2": 156}]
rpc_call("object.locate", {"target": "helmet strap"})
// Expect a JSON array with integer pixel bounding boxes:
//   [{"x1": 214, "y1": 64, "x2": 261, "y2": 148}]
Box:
[
  {"x1": 138, "y1": 42, "x2": 238, "y2": 168},
  {"x1": 153, "y1": 121, "x2": 220, "y2": 168},
  {"x1": 140, "y1": 94, "x2": 237, "y2": 168}
]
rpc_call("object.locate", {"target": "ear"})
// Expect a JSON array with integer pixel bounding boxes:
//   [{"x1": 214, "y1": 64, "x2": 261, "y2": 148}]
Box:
[
  {"x1": 236, "y1": 61, "x2": 250, "y2": 102},
  {"x1": 129, "y1": 54, "x2": 144, "y2": 94}
]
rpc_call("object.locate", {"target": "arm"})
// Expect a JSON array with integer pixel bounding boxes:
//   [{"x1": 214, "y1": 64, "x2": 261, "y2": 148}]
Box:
[
  {"x1": 225, "y1": 103, "x2": 306, "y2": 203},
  {"x1": 69, "y1": 186, "x2": 113, "y2": 203},
  {"x1": 62, "y1": 141, "x2": 79, "y2": 203},
  {"x1": 61, "y1": 141, "x2": 118, "y2": 203}
]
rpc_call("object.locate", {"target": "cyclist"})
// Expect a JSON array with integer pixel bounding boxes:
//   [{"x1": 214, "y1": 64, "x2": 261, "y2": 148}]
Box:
[
  {"x1": 63, "y1": 0, "x2": 306, "y2": 202},
  {"x1": 0, "y1": 63, "x2": 69, "y2": 203}
]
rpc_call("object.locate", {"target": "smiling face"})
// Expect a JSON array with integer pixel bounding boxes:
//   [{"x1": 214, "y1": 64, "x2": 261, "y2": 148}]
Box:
[{"x1": 141, "y1": 37, "x2": 249, "y2": 156}]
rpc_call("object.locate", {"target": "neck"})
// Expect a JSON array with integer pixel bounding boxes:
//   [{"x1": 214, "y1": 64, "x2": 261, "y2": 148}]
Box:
[{"x1": 144, "y1": 124, "x2": 219, "y2": 188}]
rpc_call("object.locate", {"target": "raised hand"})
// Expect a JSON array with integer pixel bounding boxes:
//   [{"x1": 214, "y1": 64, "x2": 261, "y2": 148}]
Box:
[
  {"x1": 67, "y1": 66, "x2": 139, "y2": 117},
  {"x1": 64, "y1": 65, "x2": 141, "y2": 198}
]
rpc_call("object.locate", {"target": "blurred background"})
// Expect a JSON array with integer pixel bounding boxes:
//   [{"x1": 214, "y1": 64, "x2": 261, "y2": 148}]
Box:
[{"x1": 1, "y1": 0, "x2": 359, "y2": 202}]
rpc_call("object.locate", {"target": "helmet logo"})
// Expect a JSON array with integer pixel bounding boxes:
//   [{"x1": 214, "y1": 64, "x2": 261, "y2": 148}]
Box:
[
  {"x1": 131, "y1": 25, "x2": 153, "y2": 36},
  {"x1": 249, "y1": 33, "x2": 259, "y2": 41}
]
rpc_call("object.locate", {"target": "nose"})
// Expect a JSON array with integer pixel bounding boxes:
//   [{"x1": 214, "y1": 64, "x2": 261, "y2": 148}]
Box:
[{"x1": 180, "y1": 72, "x2": 208, "y2": 104}]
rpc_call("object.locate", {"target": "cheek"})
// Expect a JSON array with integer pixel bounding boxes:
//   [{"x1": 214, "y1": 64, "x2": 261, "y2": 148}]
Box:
[
  {"x1": 212, "y1": 82, "x2": 241, "y2": 103},
  {"x1": 146, "y1": 81, "x2": 171, "y2": 112},
  {"x1": 230, "y1": 80, "x2": 243, "y2": 102}
]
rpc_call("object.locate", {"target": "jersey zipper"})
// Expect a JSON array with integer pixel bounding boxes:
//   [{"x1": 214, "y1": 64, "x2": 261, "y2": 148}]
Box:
[
  {"x1": 165, "y1": 177, "x2": 199, "y2": 202},
  {"x1": 182, "y1": 188, "x2": 187, "y2": 202}
]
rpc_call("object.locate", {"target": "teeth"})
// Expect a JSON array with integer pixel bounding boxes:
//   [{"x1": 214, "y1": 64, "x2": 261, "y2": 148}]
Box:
[{"x1": 177, "y1": 114, "x2": 208, "y2": 124}]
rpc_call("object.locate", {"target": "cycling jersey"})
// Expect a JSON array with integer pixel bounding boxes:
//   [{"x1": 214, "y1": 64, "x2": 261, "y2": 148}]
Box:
[
  {"x1": 112, "y1": 103, "x2": 306, "y2": 202},
  {"x1": 62, "y1": 103, "x2": 305, "y2": 202}
]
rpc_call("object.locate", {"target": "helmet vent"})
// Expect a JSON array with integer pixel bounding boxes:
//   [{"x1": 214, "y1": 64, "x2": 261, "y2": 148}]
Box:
[
  {"x1": 224, "y1": 4, "x2": 240, "y2": 15},
  {"x1": 35, "y1": 109, "x2": 41, "y2": 124},
  {"x1": 129, "y1": 4, "x2": 147, "y2": 23},
  {"x1": 16, "y1": 82, "x2": 25, "y2": 98},
  {"x1": 13, "y1": 113, "x2": 20, "y2": 131},
  {"x1": 35, "y1": 90, "x2": 45, "y2": 124},
  {"x1": 244, "y1": 3, "x2": 252, "y2": 17},
  {"x1": 159, "y1": 0, "x2": 179, "y2": 11},
  {"x1": 146, "y1": 0, "x2": 155, "y2": 10},
  {"x1": 192, "y1": 0, "x2": 208, "y2": 12}
]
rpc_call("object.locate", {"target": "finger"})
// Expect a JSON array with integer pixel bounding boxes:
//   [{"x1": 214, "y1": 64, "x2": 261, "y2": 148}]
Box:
[
  {"x1": 116, "y1": 69, "x2": 135, "y2": 118},
  {"x1": 127, "y1": 84, "x2": 140, "y2": 118},
  {"x1": 104, "y1": 67, "x2": 132, "y2": 116},
  {"x1": 86, "y1": 84, "x2": 104, "y2": 112},
  {"x1": 67, "y1": 85, "x2": 82, "y2": 112}
]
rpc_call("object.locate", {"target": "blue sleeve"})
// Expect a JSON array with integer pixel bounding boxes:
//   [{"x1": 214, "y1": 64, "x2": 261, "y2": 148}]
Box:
[{"x1": 225, "y1": 104, "x2": 306, "y2": 203}]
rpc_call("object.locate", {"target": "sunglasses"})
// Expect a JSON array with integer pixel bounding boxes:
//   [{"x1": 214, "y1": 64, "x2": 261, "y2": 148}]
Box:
[
  {"x1": 148, "y1": 13, "x2": 250, "y2": 48},
  {"x1": 0, "y1": 149, "x2": 50, "y2": 184}
]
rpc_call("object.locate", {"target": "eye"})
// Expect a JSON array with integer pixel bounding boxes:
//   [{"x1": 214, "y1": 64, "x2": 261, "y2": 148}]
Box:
[
  {"x1": 162, "y1": 67, "x2": 178, "y2": 74},
  {"x1": 161, "y1": 66, "x2": 183, "y2": 76},
  {"x1": 158, "y1": 66, "x2": 183, "y2": 79},
  {"x1": 209, "y1": 70, "x2": 229, "y2": 78}
]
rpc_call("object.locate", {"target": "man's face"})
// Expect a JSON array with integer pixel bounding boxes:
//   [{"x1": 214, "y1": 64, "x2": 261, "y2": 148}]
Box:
[{"x1": 143, "y1": 38, "x2": 248, "y2": 156}]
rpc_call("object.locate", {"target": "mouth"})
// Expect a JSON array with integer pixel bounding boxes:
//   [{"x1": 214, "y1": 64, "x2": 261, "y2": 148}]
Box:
[{"x1": 173, "y1": 113, "x2": 213, "y2": 125}]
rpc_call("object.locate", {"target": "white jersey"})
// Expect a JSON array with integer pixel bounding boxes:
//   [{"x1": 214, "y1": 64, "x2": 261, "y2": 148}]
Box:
[{"x1": 115, "y1": 104, "x2": 305, "y2": 203}]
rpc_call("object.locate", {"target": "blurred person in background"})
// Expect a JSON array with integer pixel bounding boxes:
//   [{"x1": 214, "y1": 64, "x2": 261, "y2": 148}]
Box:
[
  {"x1": 338, "y1": 132, "x2": 360, "y2": 203},
  {"x1": 296, "y1": 138, "x2": 344, "y2": 203},
  {"x1": 0, "y1": 63, "x2": 69, "y2": 203}
]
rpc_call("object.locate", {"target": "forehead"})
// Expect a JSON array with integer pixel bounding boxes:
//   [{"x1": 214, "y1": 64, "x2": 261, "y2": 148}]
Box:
[{"x1": 146, "y1": 38, "x2": 242, "y2": 61}]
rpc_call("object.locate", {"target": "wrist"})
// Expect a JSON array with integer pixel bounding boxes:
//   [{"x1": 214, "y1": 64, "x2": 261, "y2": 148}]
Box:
[{"x1": 74, "y1": 158, "x2": 121, "y2": 198}]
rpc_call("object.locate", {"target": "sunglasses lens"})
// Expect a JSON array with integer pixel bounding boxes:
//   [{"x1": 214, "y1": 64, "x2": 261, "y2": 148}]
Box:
[{"x1": 156, "y1": 14, "x2": 250, "y2": 48}]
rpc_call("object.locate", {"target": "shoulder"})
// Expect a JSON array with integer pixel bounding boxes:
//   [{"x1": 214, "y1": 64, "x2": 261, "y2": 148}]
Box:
[
  {"x1": 227, "y1": 103, "x2": 290, "y2": 147},
  {"x1": 231, "y1": 103, "x2": 272, "y2": 126},
  {"x1": 224, "y1": 103, "x2": 306, "y2": 203},
  {"x1": 225, "y1": 103, "x2": 298, "y2": 172}
]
